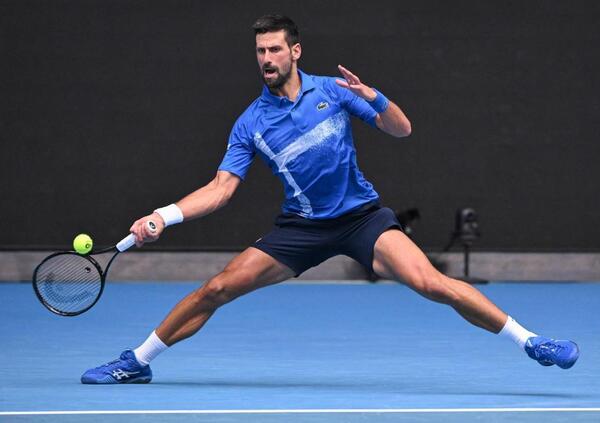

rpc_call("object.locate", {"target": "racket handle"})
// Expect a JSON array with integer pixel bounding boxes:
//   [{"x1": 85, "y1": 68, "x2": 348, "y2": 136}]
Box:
[
  {"x1": 116, "y1": 234, "x2": 136, "y2": 252},
  {"x1": 116, "y1": 221, "x2": 157, "y2": 252}
]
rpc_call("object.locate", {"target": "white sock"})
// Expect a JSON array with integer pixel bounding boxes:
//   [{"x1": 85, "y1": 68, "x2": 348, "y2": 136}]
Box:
[
  {"x1": 499, "y1": 316, "x2": 537, "y2": 350},
  {"x1": 133, "y1": 331, "x2": 168, "y2": 366}
]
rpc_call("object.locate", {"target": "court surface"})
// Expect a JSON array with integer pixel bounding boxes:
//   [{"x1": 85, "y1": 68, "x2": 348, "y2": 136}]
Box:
[{"x1": 1, "y1": 281, "x2": 598, "y2": 422}]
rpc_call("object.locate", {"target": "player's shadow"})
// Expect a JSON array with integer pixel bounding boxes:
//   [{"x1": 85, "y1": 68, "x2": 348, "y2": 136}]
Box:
[
  {"x1": 153, "y1": 379, "x2": 378, "y2": 390},
  {"x1": 437, "y1": 390, "x2": 586, "y2": 399},
  {"x1": 152, "y1": 379, "x2": 588, "y2": 399}
]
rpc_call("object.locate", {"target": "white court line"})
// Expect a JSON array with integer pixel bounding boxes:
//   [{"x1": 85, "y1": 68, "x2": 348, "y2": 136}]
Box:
[{"x1": 1, "y1": 408, "x2": 600, "y2": 416}]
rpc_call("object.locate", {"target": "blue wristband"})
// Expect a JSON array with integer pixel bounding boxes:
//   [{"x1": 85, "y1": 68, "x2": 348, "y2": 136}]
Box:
[{"x1": 367, "y1": 89, "x2": 389, "y2": 113}]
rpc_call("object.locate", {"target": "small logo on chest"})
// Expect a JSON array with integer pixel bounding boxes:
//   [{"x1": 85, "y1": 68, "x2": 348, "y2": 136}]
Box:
[{"x1": 317, "y1": 101, "x2": 329, "y2": 111}]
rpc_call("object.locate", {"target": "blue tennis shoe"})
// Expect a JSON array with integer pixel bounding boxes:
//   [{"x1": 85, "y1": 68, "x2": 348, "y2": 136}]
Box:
[
  {"x1": 524, "y1": 336, "x2": 579, "y2": 369},
  {"x1": 81, "y1": 350, "x2": 152, "y2": 384}
]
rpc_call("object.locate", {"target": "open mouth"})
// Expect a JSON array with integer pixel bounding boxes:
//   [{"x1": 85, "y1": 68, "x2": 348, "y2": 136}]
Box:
[{"x1": 263, "y1": 67, "x2": 278, "y2": 77}]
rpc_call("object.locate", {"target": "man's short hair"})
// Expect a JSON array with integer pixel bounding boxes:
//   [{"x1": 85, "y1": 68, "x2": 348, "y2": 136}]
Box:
[{"x1": 252, "y1": 15, "x2": 300, "y2": 46}]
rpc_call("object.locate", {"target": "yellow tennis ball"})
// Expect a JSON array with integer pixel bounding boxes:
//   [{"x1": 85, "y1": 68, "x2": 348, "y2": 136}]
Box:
[{"x1": 73, "y1": 233, "x2": 93, "y2": 254}]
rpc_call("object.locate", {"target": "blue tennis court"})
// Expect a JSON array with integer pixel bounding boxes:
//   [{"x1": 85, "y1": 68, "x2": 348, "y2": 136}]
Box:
[{"x1": 1, "y1": 281, "x2": 598, "y2": 422}]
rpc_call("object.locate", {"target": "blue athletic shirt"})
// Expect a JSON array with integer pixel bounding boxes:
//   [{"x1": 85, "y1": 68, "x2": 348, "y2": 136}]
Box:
[{"x1": 218, "y1": 70, "x2": 380, "y2": 219}]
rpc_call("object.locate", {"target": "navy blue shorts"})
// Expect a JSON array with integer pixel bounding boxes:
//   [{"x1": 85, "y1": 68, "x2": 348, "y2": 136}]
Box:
[{"x1": 253, "y1": 202, "x2": 402, "y2": 276}]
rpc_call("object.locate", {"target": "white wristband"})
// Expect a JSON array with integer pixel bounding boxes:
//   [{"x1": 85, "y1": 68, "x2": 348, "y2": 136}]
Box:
[{"x1": 154, "y1": 204, "x2": 184, "y2": 227}]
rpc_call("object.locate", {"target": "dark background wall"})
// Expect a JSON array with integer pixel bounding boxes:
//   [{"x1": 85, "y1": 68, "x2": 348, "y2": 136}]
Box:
[{"x1": 2, "y1": 0, "x2": 599, "y2": 251}]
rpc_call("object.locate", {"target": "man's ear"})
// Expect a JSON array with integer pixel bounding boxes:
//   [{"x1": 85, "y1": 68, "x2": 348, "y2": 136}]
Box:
[{"x1": 291, "y1": 43, "x2": 302, "y2": 61}]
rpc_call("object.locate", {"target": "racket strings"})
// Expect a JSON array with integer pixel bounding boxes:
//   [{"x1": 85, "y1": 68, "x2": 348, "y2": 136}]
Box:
[{"x1": 34, "y1": 254, "x2": 102, "y2": 313}]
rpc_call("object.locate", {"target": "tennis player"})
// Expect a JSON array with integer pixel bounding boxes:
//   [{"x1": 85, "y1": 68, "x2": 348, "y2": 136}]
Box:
[{"x1": 82, "y1": 15, "x2": 579, "y2": 384}]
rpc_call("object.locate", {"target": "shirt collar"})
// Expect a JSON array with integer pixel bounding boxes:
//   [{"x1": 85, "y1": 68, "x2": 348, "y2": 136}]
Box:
[{"x1": 261, "y1": 69, "x2": 316, "y2": 106}]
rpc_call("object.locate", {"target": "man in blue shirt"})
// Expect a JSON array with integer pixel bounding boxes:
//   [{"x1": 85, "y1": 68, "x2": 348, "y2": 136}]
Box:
[
  {"x1": 221, "y1": 68, "x2": 382, "y2": 219},
  {"x1": 81, "y1": 15, "x2": 579, "y2": 384}
]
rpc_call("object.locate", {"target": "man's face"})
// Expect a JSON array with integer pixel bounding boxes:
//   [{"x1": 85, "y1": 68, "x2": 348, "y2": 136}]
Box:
[{"x1": 256, "y1": 30, "x2": 300, "y2": 89}]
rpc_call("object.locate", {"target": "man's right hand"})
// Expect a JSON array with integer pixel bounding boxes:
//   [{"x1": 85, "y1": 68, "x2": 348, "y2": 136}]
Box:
[{"x1": 129, "y1": 212, "x2": 165, "y2": 247}]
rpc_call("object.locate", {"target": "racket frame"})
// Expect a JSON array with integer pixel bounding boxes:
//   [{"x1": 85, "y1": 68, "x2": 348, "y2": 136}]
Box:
[
  {"x1": 32, "y1": 248, "x2": 119, "y2": 316},
  {"x1": 32, "y1": 221, "x2": 154, "y2": 316}
]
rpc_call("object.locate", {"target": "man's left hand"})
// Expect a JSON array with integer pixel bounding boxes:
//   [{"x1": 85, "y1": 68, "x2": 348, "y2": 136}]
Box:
[{"x1": 335, "y1": 65, "x2": 377, "y2": 101}]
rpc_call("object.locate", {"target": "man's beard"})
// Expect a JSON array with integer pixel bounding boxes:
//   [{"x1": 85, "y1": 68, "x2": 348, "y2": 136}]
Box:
[{"x1": 261, "y1": 62, "x2": 292, "y2": 89}]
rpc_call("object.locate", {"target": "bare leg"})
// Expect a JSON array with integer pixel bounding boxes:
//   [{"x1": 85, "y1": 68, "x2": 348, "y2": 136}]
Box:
[
  {"x1": 372, "y1": 229, "x2": 507, "y2": 333},
  {"x1": 155, "y1": 247, "x2": 295, "y2": 345}
]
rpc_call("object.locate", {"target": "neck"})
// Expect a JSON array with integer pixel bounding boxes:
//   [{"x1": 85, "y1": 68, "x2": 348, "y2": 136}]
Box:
[{"x1": 270, "y1": 67, "x2": 301, "y2": 102}]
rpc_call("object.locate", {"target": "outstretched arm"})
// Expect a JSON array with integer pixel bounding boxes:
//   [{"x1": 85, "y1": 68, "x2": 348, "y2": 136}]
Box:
[
  {"x1": 130, "y1": 170, "x2": 241, "y2": 246},
  {"x1": 173, "y1": 170, "x2": 241, "y2": 221},
  {"x1": 336, "y1": 65, "x2": 411, "y2": 138}
]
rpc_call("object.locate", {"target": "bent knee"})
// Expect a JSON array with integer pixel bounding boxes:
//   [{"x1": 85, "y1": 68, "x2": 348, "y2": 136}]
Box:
[
  {"x1": 409, "y1": 271, "x2": 459, "y2": 304},
  {"x1": 200, "y1": 270, "x2": 256, "y2": 307}
]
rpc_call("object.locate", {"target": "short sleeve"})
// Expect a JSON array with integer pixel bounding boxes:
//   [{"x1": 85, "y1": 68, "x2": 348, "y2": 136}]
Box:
[
  {"x1": 218, "y1": 120, "x2": 256, "y2": 180},
  {"x1": 324, "y1": 77, "x2": 378, "y2": 128}
]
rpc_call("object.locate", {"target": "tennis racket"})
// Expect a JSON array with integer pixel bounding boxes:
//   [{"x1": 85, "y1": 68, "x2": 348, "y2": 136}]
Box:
[{"x1": 32, "y1": 221, "x2": 157, "y2": 316}]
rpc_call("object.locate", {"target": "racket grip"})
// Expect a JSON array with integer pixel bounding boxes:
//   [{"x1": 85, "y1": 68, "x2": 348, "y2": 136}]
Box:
[
  {"x1": 116, "y1": 221, "x2": 157, "y2": 252},
  {"x1": 116, "y1": 234, "x2": 136, "y2": 252}
]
